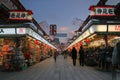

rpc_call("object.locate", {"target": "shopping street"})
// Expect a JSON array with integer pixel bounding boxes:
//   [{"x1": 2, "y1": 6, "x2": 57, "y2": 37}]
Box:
[
  {"x1": 0, "y1": 0, "x2": 120, "y2": 80},
  {"x1": 0, "y1": 55, "x2": 120, "y2": 80}
]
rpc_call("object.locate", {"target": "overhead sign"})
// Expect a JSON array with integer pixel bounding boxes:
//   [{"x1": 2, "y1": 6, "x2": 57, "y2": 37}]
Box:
[
  {"x1": 89, "y1": 6, "x2": 115, "y2": 16},
  {"x1": 0, "y1": 28, "x2": 15, "y2": 34},
  {"x1": 49, "y1": 24, "x2": 57, "y2": 35},
  {"x1": 55, "y1": 33, "x2": 67, "y2": 37},
  {"x1": 9, "y1": 10, "x2": 33, "y2": 20}
]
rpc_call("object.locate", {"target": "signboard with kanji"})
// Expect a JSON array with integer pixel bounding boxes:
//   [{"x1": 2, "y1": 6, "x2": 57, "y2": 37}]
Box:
[
  {"x1": 0, "y1": 28, "x2": 15, "y2": 34},
  {"x1": 9, "y1": 10, "x2": 33, "y2": 20},
  {"x1": 89, "y1": 6, "x2": 115, "y2": 16},
  {"x1": 49, "y1": 24, "x2": 57, "y2": 35}
]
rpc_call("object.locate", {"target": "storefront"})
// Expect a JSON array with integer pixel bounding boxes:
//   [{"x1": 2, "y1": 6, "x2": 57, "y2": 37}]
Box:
[
  {"x1": 0, "y1": 1, "x2": 56, "y2": 71},
  {"x1": 66, "y1": 4, "x2": 120, "y2": 68},
  {"x1": 68, "y1": 5, "x2": 120, "y2": 49},
  {"x1": 68, "y1": 20, "x2": 120, "y2": 48},
  {"x1": 0, "y1": 24, "x2": 56, "y2": 71}
]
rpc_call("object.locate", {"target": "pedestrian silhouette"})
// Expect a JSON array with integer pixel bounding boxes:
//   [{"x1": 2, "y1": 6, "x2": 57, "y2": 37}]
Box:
[
  {"x1": 54, "y1": 50, "x2": 58, "y2": 63},
  {"x1": 71, "y1": 47, "x2": 77, "y2": 66},
  {"x1": 79, "y1": 46, "x2": 85, "y2": 66}
]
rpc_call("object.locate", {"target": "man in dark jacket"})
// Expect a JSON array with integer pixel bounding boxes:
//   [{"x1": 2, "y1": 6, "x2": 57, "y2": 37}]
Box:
[{"x1": 71, "y1": 47, "x2": 77, "y2": 66}]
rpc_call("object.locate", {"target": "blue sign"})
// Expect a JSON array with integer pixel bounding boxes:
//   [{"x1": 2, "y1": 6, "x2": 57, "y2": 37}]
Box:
[{"x1": 55, "y1": 33, "x2": 67, "y2": 37}]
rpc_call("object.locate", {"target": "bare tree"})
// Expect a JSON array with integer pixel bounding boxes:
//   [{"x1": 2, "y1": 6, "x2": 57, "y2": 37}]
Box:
[
  {"x1": 72, "y1": 17, "x2": 84, "y2": 27},
  {"x1": 39, "y1": 21, "x2": 49, "y2": 29},
  {"x1": 39, "y1": 21, "x2": 50, "y2": 34}
]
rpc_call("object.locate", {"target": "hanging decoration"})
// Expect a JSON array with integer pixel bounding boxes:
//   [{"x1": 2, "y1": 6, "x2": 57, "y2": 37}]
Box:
[
  {"x1": 34, "y1": 39, "x2": 38, "y2": 44},
  {"x1": 84, "y1": 38, "x2": 89, "y2": 43},
  {"x1": 79, "y1": 41, "x2": 83, "y2": 46}
]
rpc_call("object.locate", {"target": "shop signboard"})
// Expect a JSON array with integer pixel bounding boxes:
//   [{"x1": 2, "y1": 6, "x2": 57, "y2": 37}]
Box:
[
  {"x1": 17, "y1": 28, "x2": 26, "y2": 34},
  {"x1": 89, "y1": 25, "x2": 107, "y2": 33},
  {"x1": 90, "y1": 25, "x2": 120, "y2": 32},
  {"x1": 0, "y1": 28, "x2": 15, "y2": 34},
  {"x1": 89, "y1": 6, "x2": 115, "y2": 16},
  {"x1": 27, "y1": 28, "x2": 48, "y2": 44},
  {"x1": 26, "y1": 28, "x2": 56, "y2": 49},
  {"x1": 109, "y1": 25, "x2": 120, "y2": 32},
  {"x1": 27, "y1": 28, "x2": 42, "y2": 41},
  {"x1": 9, "y1": 10, "x2": 33, "y2": 21}
]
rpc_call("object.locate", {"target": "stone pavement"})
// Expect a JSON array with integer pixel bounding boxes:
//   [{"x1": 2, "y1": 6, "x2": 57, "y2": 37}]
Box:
[{"x1": 0, "y1": 55, "x2": 120, "y2": 80}]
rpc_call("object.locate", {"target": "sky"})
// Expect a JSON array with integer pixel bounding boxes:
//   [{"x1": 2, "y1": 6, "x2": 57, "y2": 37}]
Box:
[{"x1": 19, "y1": 0, "x2": 119, "y2": 43}]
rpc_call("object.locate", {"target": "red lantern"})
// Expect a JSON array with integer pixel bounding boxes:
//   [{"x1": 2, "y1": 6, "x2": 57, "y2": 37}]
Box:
[
  {"x1": 34, "y1": 40, "x2": 38, "y2": 44},
  {"x1": 79, "y1": 42, "x2": 82, "y2": 46},
  {"x1": 84, "y1": 38, "x2": 89, "y2": 43}
]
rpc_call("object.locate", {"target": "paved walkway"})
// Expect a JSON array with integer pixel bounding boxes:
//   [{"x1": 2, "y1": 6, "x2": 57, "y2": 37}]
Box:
[{"x1": 0, "y1": 55, "x2": 120, "y2": 80}]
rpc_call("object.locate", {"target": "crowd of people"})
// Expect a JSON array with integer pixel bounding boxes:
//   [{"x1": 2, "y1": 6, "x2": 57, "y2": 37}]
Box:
[
  {"x1": 53, "y1": 43, "x2": 120, "y2": 71},
  {"x1": 84, "y1": 45, "x2": 113, "y2": 70},
  {"x1": 67, "y1": 44, "x2": 115, "y2": 70}
]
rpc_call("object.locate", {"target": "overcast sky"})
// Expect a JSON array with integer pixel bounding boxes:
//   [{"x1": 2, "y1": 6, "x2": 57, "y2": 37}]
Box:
[{"x1": 19, "y1": 0, "x2": 120, "y2": 43}]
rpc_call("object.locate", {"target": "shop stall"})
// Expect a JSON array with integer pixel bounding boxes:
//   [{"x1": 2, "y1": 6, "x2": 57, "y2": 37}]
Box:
[
  {"x1": 0, "y1": 24, "x2": 56, "y2": 71},
  {"x1": 67, "y1": 20, "x2": 120, "y2": 68}
]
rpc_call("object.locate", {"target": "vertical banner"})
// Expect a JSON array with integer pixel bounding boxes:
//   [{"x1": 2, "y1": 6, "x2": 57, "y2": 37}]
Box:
[{"x1": 49, "y1": 24, "x2": 57, "y2": 35}]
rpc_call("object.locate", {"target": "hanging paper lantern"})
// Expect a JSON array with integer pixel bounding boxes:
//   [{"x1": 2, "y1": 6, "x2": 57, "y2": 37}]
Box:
[
  {"x1": 76, "y1": 43, "x2": 79, "y2": 48},
  {"x1": 79, "y1": 42, "x2": 82, "y2": 46},
  {"x1": 2, "y1": 45, "x2": 9, "y2": 55},
  {"x1": 34, "y1": 39, "x2": 38, "y2": 44},
  {"x1": 2, "y1": 45, "x2": 9, "y2": 52},
  {"x1": 84, "y1": 38, "x2": 89, "y2": 43}
]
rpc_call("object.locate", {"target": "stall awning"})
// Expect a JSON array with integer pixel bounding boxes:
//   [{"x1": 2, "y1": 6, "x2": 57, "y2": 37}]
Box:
[
  {"x1": 0, "y1": 25, "x2": 56, "y2": 49},
  {"x1": 67, "y1": 24, "x2": 120, "y2": 48}
]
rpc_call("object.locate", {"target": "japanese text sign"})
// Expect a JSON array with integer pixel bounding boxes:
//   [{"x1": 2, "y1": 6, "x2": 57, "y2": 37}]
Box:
[
  {"x1": 89, "y1": 6, "x2": 115, "y2": 16},
  {"x1": 9, "y1": 10, "x2": 33, "y2": 20}
]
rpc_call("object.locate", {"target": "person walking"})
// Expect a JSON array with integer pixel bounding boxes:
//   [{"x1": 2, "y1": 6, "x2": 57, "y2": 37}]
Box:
[
  {"x1": 63, "y1": 50, "x2": 67, "y2": 59},
  {"x1": 54, "y1": 50, "x2": 58, "y2": 63},
  {"x1": 79, "y1": 46, "x2": 85, "y2": 66},
  {"x1": 71, "y1": 47, "x2": 77, "y2": 66}
]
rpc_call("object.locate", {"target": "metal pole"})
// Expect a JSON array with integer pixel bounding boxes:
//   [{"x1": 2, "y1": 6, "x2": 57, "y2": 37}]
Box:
[
  {"x1": 106, "y1": 24, "x2": 108, "y2": 47},
  {"x1": 112, "y1": 66, "x2": 117, "y2": 80},
  {"x1": 104, "y1": 23, "x2": 108, "y2": 47}
]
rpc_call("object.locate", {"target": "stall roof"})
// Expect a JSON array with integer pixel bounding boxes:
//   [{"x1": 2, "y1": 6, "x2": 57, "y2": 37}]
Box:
[
  {"x1": 77, "y1": 0, "x2": 119, "y2": 32},
  {"x1": 67, "y1": 20, "x2": 120, "y2": 49},
  {"x1": 0, "y1": 0, "x2": 47, "y2": 36},
  {"x1": 0, "y1": 24, "x2": 57, "y2": 49},
  {"x1": 67, "y1": 0, "x2": 120, "y2": 49}
]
